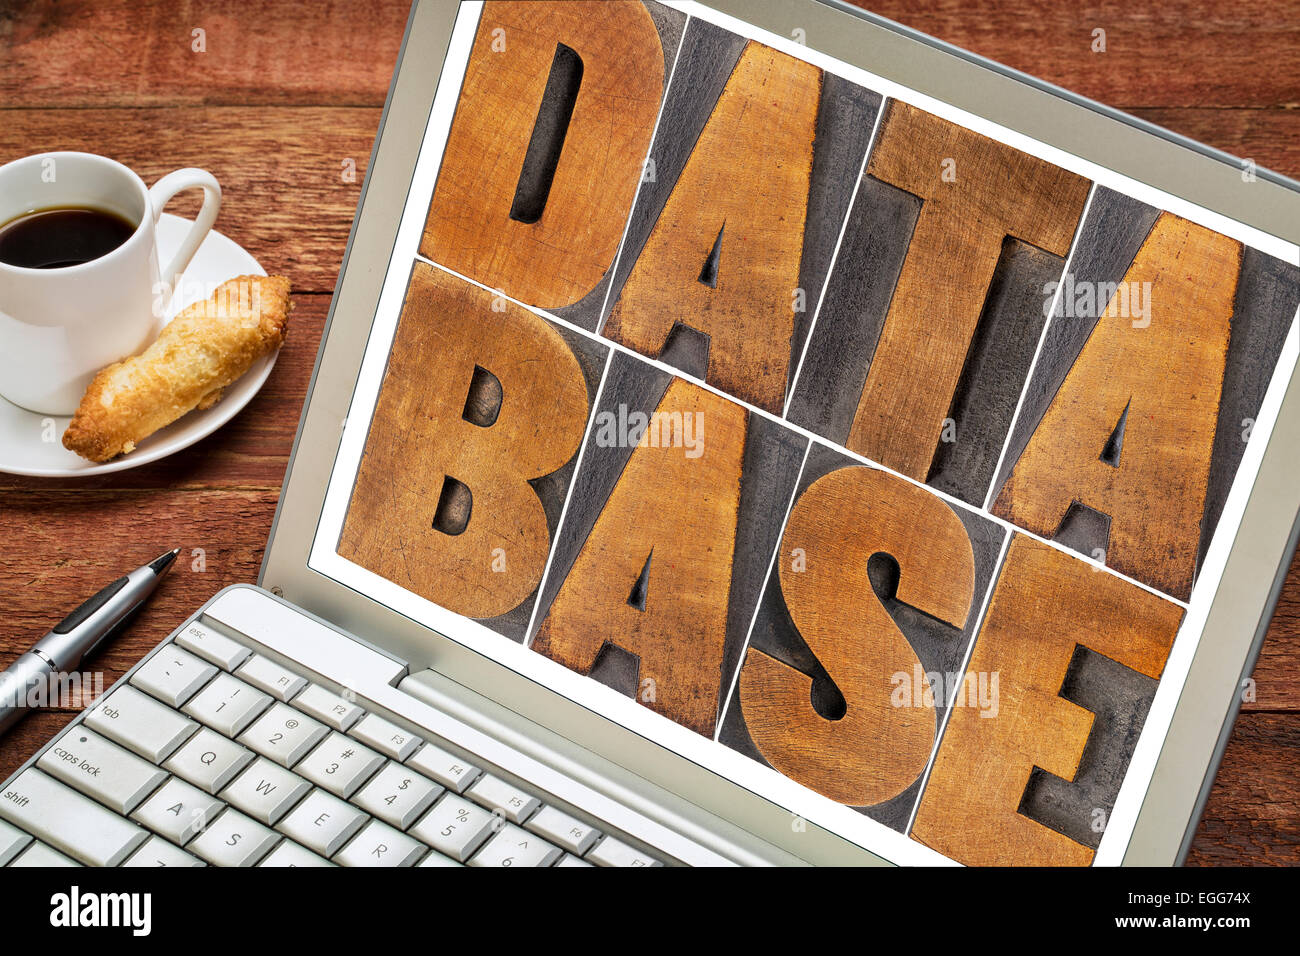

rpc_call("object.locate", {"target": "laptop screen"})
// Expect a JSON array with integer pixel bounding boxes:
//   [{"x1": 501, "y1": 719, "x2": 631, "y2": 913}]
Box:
[{"x1": 308, "y1": 0, "x2": 1300, "y2": 865}]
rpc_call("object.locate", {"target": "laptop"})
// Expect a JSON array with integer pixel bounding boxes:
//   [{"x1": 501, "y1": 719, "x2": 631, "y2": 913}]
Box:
[{"x1": 3, "y1": 0, "x2": 1299, "y2": 867}]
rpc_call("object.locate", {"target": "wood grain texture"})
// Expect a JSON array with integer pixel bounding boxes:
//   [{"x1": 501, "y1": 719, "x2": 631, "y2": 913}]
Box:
[
  {"x1": 532, "y1": 379, "x2": 748, "y2": 738},
  {"x1": 855, "y1": 1, "x2": 1300, "y2": 110},
  {"x1": 602, "y1": 40, "x2": 821, "y2": 415},
  {"x1": 845, "y1": 101, "x2": 1091, "y2": 480},
  {"x1": 0, "y1": 0, "x2": 1295, "y2": 865},
  {"x1": 994, "y1": 212, "x2": 1242, "y2": 600},
  {"x1": 0, "y1": 0, "x2": 408, "y2": 107},
  {"x1": 4, "y1": 0, "x2": 1298, "y2": 112},
  {"x1": 0, "y1": 108, "x2": 380, "y2": 295},
  {"x1": 719, "y1": 441, "x2": 1006, "y2": 832},
  {"x1": 339, "y1": 262, "x2": 593, "y2": 627},
  {"x1": 738, "y1": 465, "x2": 975, "y2": 807},
  {"x1": 912, "y1": 535, "x2": 1184, "y2": 866},
  {"x1": 422, "y1": 1, "x2": 671, "y2": 313}
]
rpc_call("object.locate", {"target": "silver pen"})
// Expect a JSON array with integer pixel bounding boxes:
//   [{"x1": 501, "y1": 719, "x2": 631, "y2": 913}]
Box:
[{"x1": 0, "y1": 548, "x2": 179, "y2": 736}]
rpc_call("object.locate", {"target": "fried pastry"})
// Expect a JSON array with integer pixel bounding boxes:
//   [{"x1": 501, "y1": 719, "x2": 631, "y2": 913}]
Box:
[{"x1": 63, "y1": 275, "x2": 292, "y2": 462}]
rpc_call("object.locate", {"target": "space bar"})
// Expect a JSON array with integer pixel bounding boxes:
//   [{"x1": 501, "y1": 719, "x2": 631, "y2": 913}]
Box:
[{"x1": 0, "y1": 768, "x2": 149, "y2": 866}]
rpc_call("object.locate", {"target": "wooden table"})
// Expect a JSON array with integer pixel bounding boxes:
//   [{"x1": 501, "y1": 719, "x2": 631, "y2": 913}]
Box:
[{"x1": 1, "y1": 0, "x2": 1296, "y2": 865}]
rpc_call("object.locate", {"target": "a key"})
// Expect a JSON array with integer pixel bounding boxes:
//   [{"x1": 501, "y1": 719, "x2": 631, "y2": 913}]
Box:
[
  {"x1": 465, "y1": 774, "x2": 540, "y2": 824},
  {"x1": 0, "y1": 768, "x2": 148, "y2": 866},
  {"x1": 417, "y1": 850, "x2": 463, "y2": 867},
  {"x1": 188, "y1": 809, "x2": 279, "y2": 866},
  {"x1": 586, "y1": 835, "x2": 662, "y2": 867},
  {"x1": 163, "y1": 728, "x2": 254, "y2": 794},
  {"x1": 38, "y1": 727, "x2": 168, "y2": 814},
  {"x1": 237, "y1": 702, "x2": 327, "y2": 767},
  {"x1": 296, "y1": 732, "x2": 385, "y2": 798},
  {"x1": 10, "y1": 842, "x2": 81, "y2": 866},
  {"x1": 406, "y1": 741, "x2": 480, "y2": 793},
  {"x1": 350, "y1": 713, "x2": 421, "y2": 760},
  {"x1": 409, "y1": 793, "x2": 497, "y2": 862},
  {"x1": 182, "y1": 672, "x2": 272, "y2": 738},
  {"x1": 122, "y1": 835, "x2": 205, "y2": 867},
  {"x1": 235, "y1": 654, "x2": 307, "y2": 701},
  {"x1": 352, "y1": 762, "x2": 442, "y2": 830},
  {"x1": 275, "y1": 789, "x2": 366, "y2": 858},
  {"x1": 175, "y1": 622, "x2": 251, "y2": 671},
  {"x1": 131, "y1": 646, "x2": 216, "y2": 707},
  {"x1": 0, "y1": 818, "x2": 32, "y2": 866},
  {"x1": 291, "y1": 683, "x2": 363, "y2": 731},
  {"x1": 258, "y1": 840, "x2": 335, "y2": 867},
  {"x1": 525, "y1": 805, "x2": 600, "y2": 855},
  {"x1": 84, "y1": 684, "x2": 198, "y2": 763},
  {"x1": 469, "y1": 823, "x2": 561, "y2": 867},
  {"x1": 555, "y1": 853, "x2": 594, "y2": 867},
  {"x1": 220, "y1": 757, "x2": 311, "y2": 825},
  {"x1": 131, "y1": 777, "x2": 222, "y2": 845},
  {"x1": 333, "y1": 819, "x2": 426, "y2": 867}
]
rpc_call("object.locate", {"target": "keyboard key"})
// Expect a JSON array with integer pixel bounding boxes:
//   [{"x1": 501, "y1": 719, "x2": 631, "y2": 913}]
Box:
[
  {"x1": 352, "y1": 762, "x2": 441, "y2": 830},
  {"x1": 469, "y1": 823, "x2": 561, "y2": 867},
  {"x1": 258, "y1": 841, "x2": 335, "y2": 867},
  {"x1": 296, "y1": 733, "x2": 385, "y2": 798},
  {"x1": 175, "y1": 621, "x2": 251, "y2": 671},
  {"x1": 10, "y1": 842, "x2": 81, "y2": 866},
  {"x1": 38, "y1": 728, "x2": 168, "y2": 814},
  {"x1": 276, "y1": 789, "x2": 366, "y2": 858},
  {"x1": 236, "y1": 654, "x2": 307, "y2": 701},
  {"x1": 406, "y1": 741, "x2": 480, "y2": 793},
  {"x1": 586, "y1": 835, "x2": 662, "y2": 867},
  {"x1": 334, "y1": 819, "x2": 427, "y2": 867},
  {"x1": 0, "y1": 818, "x2": 32, "y2": 866},
  {"x1": 350, "y1": 713, "x2": 421, "y2": 760},
  {"x1": 0, "y1": 768, "x2": 148, "y2": 866},
  {"x1": 417, "y1": 850, "x2": 463, "y2": 867},
  {"x1": 525, "y1": 805, "x2": 600, "y2": 855},
  {"x1": 189, "y1": 809, "x2": 279, "y2": 866},
  {"x1": 292, "y1": 683, "x2": 363, "y2": 731},
  {"x1": 131, "y1": 777, "x2": 222, "y2": 845},
  {"x1": 183, "y1": 672, "x2": 272, "y2": 737},
  {"x1": 409, "y1": 793, "x2": 497, "y2": 862},
  {"x1": 555, "y1": 853, "x2": 593, "y2": 867},
  {"x1": 466, "y1": 774, "x2": 540, "y2": 824},
  {"x1": 164, "y1": 728, "x2": 254, "y2": 794},
  {"x1": 122, "y1": 835, "x2": 205, "y2": 867},
  {"x1": 131, "y1": 646, "x2": 216, "y2": 706},
  {"x1": 221, "y1": 757, "x2": 310, "y2": 825},
  {"x1": 84, "y1": 684, "x2": 198, "y2": 763},
  {"x1": 237, "y1": 703, "x2": 328, "y2": 767}
]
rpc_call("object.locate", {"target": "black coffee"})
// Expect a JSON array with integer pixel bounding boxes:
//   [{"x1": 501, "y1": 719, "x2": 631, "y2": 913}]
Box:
[{"x1": 0, "y1": 206, "x2": 137, "y2": 269}]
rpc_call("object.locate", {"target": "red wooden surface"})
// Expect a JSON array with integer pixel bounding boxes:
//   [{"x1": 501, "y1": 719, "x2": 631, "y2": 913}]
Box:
[{"x1": 1, "y1": 0, "x2": 1296, "y2": 864}]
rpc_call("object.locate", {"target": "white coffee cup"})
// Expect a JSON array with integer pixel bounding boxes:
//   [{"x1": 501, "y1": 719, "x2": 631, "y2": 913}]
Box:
[{"x1": 0, "y1": 152, "x2": 221, "y2": 415}]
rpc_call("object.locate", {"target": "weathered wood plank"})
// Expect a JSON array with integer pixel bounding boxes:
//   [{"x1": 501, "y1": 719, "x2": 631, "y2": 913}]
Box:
[
  {"x1": 0, "y1": 0, "x2": 408, "y2": 106},
  {"x1": 856, "y1": 0, "x2": 1300, "y2": 110},
  {"x1": 1186, "y1": 712, "x2": 1300, "y2": 865},
  {"x1": 4, "y1": 0, "x2": 1297, "y2": 111}
]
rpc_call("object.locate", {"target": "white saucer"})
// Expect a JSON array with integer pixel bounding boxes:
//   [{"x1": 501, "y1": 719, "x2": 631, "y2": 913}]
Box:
[{"x1": 0, "y1": 214, "x2": 275, "y2": 477}]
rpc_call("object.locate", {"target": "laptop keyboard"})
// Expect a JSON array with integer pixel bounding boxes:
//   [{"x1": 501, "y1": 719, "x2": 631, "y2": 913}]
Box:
[{"x1": 0, "y1": 621, "x2": 665, "y2": 867}]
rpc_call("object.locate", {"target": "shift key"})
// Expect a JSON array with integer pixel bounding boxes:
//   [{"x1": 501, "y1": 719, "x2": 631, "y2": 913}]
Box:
[
  {"x1": 0, "y1": 768, "x2": 148, "y2": 866},
  {"x1": 38, "y1": 727, "x2": 168, "y2": 814}
]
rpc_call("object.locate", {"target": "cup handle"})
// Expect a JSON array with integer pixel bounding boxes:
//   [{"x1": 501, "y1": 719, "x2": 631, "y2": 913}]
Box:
[{"x1": 148, "y1": 168, "x2": 222, "y2": 300}]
